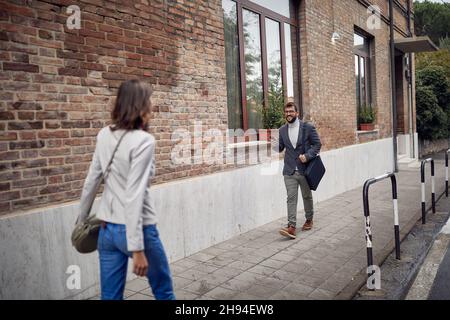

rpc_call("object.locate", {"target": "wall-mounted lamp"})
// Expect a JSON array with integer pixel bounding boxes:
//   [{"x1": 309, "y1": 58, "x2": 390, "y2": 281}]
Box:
[{"x1": 331, "y1": 32, "x2": 341, "y2": 45}]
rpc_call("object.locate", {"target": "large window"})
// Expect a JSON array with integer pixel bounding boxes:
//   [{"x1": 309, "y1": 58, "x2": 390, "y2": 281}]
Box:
[
  {"x1": 222, "y1": 0, "x2": 299, "y2": 131},
  {"x1": 354, "y1": 31, "x2": 372, "y2": 124}
]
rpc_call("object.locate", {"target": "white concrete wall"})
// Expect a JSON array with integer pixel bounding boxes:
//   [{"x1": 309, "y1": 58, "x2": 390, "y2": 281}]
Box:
[
  {"x1": 398, "y1": 134, "x2": 408, "y2": 156},
  {"x1": 0, "y1": 138, "x2": 394, "y2": 299},
  {"x1": 397, "y1": 133, "x2": 419, "y2": 160}
]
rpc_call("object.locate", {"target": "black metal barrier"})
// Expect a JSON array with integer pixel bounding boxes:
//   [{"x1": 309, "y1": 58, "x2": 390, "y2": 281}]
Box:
[
  {"x1": 446, "y1": 150, "x2": 449, "y2": 198},
  {"x1": 363, "y1": 173, "x2": 400, "y2": 284},
  {"x1": 421, "y1": 158, "x2": 435, "y2": 224}
]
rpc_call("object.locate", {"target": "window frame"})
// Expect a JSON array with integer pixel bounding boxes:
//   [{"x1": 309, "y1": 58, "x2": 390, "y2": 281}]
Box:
[
  {"x1": 227, "y1": 0, "x2": 300, "y2": 131},
  {"x1": 353, "y1": 29, "x2": 373, "y2": 125}
]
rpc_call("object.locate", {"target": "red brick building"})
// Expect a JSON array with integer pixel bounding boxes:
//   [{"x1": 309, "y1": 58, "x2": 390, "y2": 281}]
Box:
[{"x1": 0, "y1": 0, "x2": 425, "y2": 299}]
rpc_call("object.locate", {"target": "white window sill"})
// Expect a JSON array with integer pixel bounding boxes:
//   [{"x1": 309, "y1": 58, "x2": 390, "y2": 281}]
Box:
[{"x1": 356, "y1": 129, "x2": 379, "y2": 135}]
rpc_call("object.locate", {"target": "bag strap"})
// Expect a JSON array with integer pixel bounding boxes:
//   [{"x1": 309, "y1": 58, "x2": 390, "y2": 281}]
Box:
[
  {"x1": 103, "y1": 128, "x2": 128, "y2": 180},
  {"x1": 83, "y1": 128, "x2": 127, "y2": 220}
]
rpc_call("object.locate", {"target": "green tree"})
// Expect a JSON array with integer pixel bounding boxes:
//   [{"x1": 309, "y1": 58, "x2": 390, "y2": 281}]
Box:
[
  {"x1": 262, "y1": 74, "x2": 285, "y2": 129},
  {"x1": 416, "y1": 47, "x2": 450, "y2": 87},
  {"x1": 261, "y1": 47, "x2": 285, "y2": 129},
  {"x1": 414, "y1": 1, "x2": 450, "y2": 141},
  {"x1": 414, "y1": 1, "x2": 450, "y2": 45}
]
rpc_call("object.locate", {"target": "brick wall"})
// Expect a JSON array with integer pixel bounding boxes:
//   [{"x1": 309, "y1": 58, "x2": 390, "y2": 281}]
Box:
[
  {"x1": 300, "y1": 0, "x2": 388, "y2": 148},
  {"x1": 299, "y1": 0, "x2": 410, "y2": 148},
  {"x1": 0, "y1": 0, "x2": 412, "y2": 215},
  {"x1": 0, "y1": 0, "x2": 228, "y2": 214}
]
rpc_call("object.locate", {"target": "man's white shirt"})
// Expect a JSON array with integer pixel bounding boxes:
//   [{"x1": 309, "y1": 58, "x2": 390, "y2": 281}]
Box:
[{"x1": 288, "y1": 117, "x2": 300, "y2": 148}]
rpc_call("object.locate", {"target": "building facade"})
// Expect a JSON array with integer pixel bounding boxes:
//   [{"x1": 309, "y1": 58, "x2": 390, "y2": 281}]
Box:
[{"x1": 0, "y1": 0, "x2": 416, "y2": 299}]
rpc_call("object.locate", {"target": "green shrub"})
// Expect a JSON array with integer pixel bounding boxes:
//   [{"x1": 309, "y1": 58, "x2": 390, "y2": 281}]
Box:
[
  {"x1": 416, "y1": 64, "x2": 449, "y2": 141},
  {"x1": 358, "y1": 104, "x2": 376, "y2": 124},
  {"x1": 416, "y1": 65, "x2": 450, "y2": 109},
  {"x1": 416, "y1": 85, "x2": 448, "y2": 140}
]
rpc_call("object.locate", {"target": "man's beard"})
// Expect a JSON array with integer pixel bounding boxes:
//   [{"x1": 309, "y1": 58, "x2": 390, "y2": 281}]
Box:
[{"x1": 286, "y1": 116, "x2": 297, "y2": 124}]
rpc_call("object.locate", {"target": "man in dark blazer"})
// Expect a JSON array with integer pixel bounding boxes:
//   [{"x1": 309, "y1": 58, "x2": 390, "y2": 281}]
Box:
[{"x1": 275, "y1": 102, "x2": 322, "y2": 239}]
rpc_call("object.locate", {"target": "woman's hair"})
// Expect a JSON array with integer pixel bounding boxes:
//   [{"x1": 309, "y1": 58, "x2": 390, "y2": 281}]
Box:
[{"x1": 111, "y1": 79, "x2": 152, "y2": 130}]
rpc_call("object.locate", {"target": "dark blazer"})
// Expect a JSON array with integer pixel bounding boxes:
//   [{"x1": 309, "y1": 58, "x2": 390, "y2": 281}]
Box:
[{"x1": 278, "y1": 120, "x2": 322, "y2": 176}]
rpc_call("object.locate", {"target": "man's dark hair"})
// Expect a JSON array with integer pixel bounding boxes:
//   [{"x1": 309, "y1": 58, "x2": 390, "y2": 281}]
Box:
[
  {"x1": 111, "y1": 79, "x2": 152, "y2": 130},
  {"x1": 284, "y1": 101, "x2": 298, "y2": 112}
]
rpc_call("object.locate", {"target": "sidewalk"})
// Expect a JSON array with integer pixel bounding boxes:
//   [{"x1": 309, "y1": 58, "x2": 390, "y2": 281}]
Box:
[{"x1": 91, "y1": 158, "x2": 448, "y2": 300}]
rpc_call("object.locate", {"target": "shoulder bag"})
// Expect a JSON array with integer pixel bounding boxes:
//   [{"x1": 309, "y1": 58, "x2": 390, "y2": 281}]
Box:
[{"x1": 302, "y1": 124, "x2": 326, "y2": 191}]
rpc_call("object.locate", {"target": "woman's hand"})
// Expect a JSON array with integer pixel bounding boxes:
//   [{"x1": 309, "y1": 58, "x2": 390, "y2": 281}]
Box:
[{"x1": 132, "y1": 251, "x2": 148, "y2": 277}]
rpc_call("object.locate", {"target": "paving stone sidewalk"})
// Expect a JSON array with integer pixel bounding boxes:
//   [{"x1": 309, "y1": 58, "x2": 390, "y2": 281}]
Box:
[{"x1": 91, "y1": 159, "x2": 448, "y2": 300}]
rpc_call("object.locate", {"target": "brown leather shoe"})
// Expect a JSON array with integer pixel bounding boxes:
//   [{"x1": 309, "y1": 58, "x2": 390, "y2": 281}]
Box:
[
  {"x1": 302, "y1": 219, "x2": 313, "y2": 231},
  {"x1": 279, "y1": 226, "x2": 296, "y2": 239}
]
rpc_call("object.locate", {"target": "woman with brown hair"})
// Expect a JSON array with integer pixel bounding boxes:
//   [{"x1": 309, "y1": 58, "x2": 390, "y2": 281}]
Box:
[{"x1": 78, "y1": 79, "x2": 175, "y2": 300}]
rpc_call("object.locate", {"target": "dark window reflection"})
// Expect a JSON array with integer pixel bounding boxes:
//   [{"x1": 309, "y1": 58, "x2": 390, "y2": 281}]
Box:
[
  {"x1": 284, "y1": 23, "x2": 299, "y2": 109},
  {"x1": 222, "y1": 0, "x2": 243, "y2": 129},
  {"x1": 243, "y1": 9, "x2": 263, "y2": 130}
]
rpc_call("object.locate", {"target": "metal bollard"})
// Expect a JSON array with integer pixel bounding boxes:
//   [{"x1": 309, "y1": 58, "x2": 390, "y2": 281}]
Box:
[
  {"x1": 421, "y1": 158, "x2": 435, "y2": 224},
  {"x1": 363, "y1": 173, "x2": 400, "y2": 288},
  {"x1": 446, "y1": 150, "x2": 449, "y2": 198}
]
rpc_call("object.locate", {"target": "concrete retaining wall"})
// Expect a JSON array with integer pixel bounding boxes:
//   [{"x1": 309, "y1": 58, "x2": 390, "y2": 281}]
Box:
[{"x1": 419, "y1": 138, "x2": 449, "y2": 158}]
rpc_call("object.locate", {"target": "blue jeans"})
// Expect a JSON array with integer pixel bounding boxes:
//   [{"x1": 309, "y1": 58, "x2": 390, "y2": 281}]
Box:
[{"x1": 98, "y1": 222, "x2": 175, "y2": 300}]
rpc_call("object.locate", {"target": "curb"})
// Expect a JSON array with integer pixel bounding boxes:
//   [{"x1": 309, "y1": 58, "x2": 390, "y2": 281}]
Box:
[{"x1": 405, "y1": 233, "x2": 450, "y2": 299}]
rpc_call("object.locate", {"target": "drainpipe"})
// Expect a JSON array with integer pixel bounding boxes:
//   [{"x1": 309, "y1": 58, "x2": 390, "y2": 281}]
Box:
[
  {"x1": 406, "y1": 0, "x2": 415, "y2": 159},
  {"x1": 407, "y1": 56, "x2": 414, "y2": 158},
  {"x1": 389, "y1": 0, "x2": 398, "y2": 172}
]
